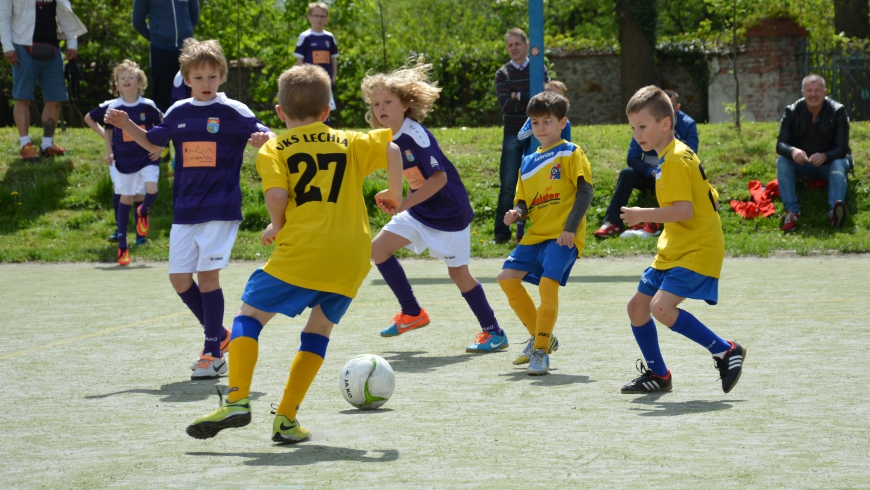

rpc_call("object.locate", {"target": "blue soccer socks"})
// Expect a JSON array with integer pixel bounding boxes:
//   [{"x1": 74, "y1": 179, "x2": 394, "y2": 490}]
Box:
[
  {"x1": 462, "y1": 282, "x2": 503, "y2": 336},
  {"x1": 632, "y1": 318, "x2": 668, "y2": 377},
  {"x1": 670, "y1": 309, "x2": 730, "y2": 356},
  {"x1": 377, "y1": 256, "x2": 422, "y2": 317},
  {"x1": 201, "y1": 289, "x2": 226, "y2": 358}
]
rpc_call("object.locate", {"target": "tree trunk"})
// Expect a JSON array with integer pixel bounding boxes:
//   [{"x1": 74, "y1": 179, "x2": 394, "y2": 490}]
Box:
[
  {"x1": 834, "y1": 0, "x2": 870, "y2": 39},
  {"x1": 618, "y1": 1, "x2": 658, "y2": 121}
]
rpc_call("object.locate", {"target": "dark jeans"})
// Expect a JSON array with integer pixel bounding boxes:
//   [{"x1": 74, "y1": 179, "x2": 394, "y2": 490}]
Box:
[
  {"x1": 604, "y1": 167, "x2": 656, "y2": 225},
  {"x1": 494, "y1": 131, "x2": 525, "y2": 238},
  {"x1": 150, "y1": 46, "x2": 182, "y2": 113}
]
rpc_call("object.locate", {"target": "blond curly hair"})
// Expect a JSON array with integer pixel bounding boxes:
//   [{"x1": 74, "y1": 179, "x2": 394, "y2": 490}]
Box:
[
  {"x1": 360, "y1": 56, "x2": 441, "y2": 129},
  {"x1": 111, "y1": 59, "x2": 148, "y2": 97}
]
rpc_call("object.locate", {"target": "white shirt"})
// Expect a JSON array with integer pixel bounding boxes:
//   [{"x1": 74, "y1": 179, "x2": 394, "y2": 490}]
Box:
[{"x1": 0, "y1": 0, "x2": 87, "y2": 53}]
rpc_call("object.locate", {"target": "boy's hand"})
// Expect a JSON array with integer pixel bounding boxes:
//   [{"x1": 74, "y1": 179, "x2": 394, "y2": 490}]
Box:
[
  {"x1": 556, "y1": 231, "x2": 575, "y2": 248},
  {"x1": 104, "y1": 109, "x2": 130, "y2": 127},
  {"x1": 249, "y1": 132, "x2": 271, "y2": 149},
  {"x1": 105, "y1": 154, "x2": 114, "y2": 165},
  {"x1": 620, "y1": 206, "x2": 642, "y2": 228},
  {"x1": 261, "y1": 223, "x2": 281, "y2": 246},
  {"x1": 375, "y1": 190, "x2": 400, "y2": 215},
  {"x1": 148, "y1": 150, "x2": 161, "y2": 161},
  {"x1": 504, "y1": 209, "x2": 520, "y2": 225}
]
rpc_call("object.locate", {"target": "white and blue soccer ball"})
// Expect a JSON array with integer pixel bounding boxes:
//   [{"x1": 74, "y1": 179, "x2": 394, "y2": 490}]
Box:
[{"x1": 339, "y1": 354, "x2": 395, "y2": 410}]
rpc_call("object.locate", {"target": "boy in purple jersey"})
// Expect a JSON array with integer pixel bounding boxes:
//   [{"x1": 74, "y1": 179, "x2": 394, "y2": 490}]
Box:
[
  {"x1": 106, "y1": 39, "x2": 274, "y2": 380},
  {"x1": 361, "y1": 58, "x2": 507, "y2": 353},
  {"x1": 85, "y1": 60, "x2": 162, "y2": 266},
  {"x1": 294, "y1": 2, "x2": 338, "y2": 114}
]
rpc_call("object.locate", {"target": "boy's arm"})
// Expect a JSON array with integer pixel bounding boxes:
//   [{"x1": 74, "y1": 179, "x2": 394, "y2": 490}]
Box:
[
  {"x1": 620, "y1": 201, "x2": 692, "y2": 228},
  {"x1": 131, "y1": 0, "x2": 150, "y2": 40},
  {"x1": 261, "y1": 187, "x2": 289, "y2": 246},
  {"x1": 397, "y1": 170, "x2": 446, "y2": 213},
  {"x1": 331, "y1": 57, "x2": 338, "y2": 85},
  {"x1": 505, "y1": 200, "x2": 527, "y2": 225},
  {"x1": 558, "y1": 177, "x2": 594, "y2": 248},
  {"x1": 374, "y1": 143, "x2": 404, "y2": 214},
  {"x1": 84, "y1": 113, "x2": 114, "y2": 164},
  {"x1": 104, "y1": 109, "x2": 163, "y2": 153},
  {"x1": 249, "y1": 131, "x2": 276, "y2": 149}
]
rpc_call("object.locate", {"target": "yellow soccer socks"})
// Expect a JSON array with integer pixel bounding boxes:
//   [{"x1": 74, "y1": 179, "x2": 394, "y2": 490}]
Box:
[
  {"x1": 226, "y1": 316, "x2": 263, "y2": 403},
  {"x1": 275, "y1": 332, "x2": 330, "y2": 420},
  {"x1": 498, "y1": 277, "x2": 537, "y2": 336},
  {"x1": 533, "y1": 277, "x2": 559, "y2": 351}
]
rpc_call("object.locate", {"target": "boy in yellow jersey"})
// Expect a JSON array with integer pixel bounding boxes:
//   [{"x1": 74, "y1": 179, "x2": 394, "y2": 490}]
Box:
[
  {"x1": 619, "y1": 85, "x2": 745, "y2": 394},
  {"x1": 497, "y1": 91, "x2": 594, "y2": 376},
  {"x1": 186, "y1": 64, "x2": 404, "y2": 442}
]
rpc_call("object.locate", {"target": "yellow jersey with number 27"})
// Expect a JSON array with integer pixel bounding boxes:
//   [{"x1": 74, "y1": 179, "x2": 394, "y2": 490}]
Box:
[{"x1": 257, "y1": 122, "x2": 392, "y2": 298}]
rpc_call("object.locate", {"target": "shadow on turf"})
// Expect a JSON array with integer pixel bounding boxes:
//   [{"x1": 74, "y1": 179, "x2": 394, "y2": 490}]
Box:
[
  {"x1": 83, "y1": 378, "x2": 266, "y2": 403},
  {"x1": 498, "y1": 370, "x2": 593, "y2": 386},
  {"x1": 188, "y1": 447, "x2": 399, "y2": 466},
  {"x1": 379, "y1": 351, "x2": 475, "y2": 373},
  {"x1": 627, "y1": 393, "x2": 746, "y2": 416},
  {"x1": 370, "y1": 275, "x2": 639, "y2": 286}
]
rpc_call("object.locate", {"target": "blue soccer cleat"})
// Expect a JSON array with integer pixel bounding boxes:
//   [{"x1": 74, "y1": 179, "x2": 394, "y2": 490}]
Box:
[
  {"x1": 466, "y1": 330, "x2": 509, "y2": 353},
  {"x1": 527, "y1": 348, "x2": 549, "y2": 376}
]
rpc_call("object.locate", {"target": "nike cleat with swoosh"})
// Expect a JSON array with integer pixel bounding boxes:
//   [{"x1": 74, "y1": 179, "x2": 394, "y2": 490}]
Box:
[
  {"x1": 272, "y1": 415, "x2": 311, "y2": 444},
  {"x1": 466, "y1": 331, "x2": 509, "y2": 353},
  {"x1": 380, "y1": 309, "x2": 430, "y2": 337},
  {"x1": 190, "y1": 328, "x2": 232, "y2": 371},
  {"x1": 187, "y1": 397, "x2": 251, "y2": 439},
  {"x1": 191, "y1": 353, "x2": 227, "y2": 380}
]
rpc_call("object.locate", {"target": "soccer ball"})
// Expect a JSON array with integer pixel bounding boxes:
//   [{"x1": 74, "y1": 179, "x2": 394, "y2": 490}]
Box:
[{"x1": 339, "y1": 354, "x2": 395, "y2": 410}]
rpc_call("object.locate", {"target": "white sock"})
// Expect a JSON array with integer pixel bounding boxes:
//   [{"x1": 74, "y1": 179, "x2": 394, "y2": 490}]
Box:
[
  {"x1": 20, "y1": 136, "x2": 31, "y2": 147},
  {"x1": 41, "y1": 137, "x2": 53, "y2": 150}
]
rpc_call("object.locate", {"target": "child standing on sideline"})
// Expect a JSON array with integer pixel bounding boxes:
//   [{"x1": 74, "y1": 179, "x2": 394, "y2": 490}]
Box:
[
  {"x1": 294, "y1": 2, "x2": 338, "y2": 115},
  {"x1": 186, "y1": 64, "x2": 403, "y2": 443},
  {"x1": 361, "y1": 59, "x2": 507, "y2": 353},
  {"x1": 85, "y1": 60, "x2": 162, "y2": 265},
  {"x1": 105, "y1": 39, "x2": 273, "y2": 379},
  {"x1": 498, "y1": 91, "x2": 594, "y2": 375},
  {"x1": 619, "y1": 85, "x2": 744, "y2": 394},
  {"x1": 515, "y1": 80, "x2": 573, "y2": 243}
]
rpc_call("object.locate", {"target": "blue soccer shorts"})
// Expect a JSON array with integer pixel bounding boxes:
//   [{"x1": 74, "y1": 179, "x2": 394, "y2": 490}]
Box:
[
  {"x1": 501, "y1": 240, "x2": 578, "y2": 286},
  {"x1": 637, "y1": 266, "x2": 719, "y2": 305},
  {"x1": 241, "y1": 269, "x2": 353, "y2": 324}
]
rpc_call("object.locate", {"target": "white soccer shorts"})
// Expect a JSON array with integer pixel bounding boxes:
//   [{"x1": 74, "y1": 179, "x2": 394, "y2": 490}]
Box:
[
  {"x1": 382, "y1": 211, "x2": 471, "y2": 267},
  {"x1": 168, "y1": 220, "x2": 240, "y2": 274},
  {"x1": 111, "y1": 164, "x2": 158, "y2": 196}
]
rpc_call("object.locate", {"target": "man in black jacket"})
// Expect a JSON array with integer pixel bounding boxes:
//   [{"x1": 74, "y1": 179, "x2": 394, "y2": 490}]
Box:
[{"x1": 776, "y1": 74, "x2": 851, "y2": 232}]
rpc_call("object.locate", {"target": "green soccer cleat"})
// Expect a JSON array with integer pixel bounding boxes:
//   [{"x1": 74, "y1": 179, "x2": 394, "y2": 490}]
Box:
[
  {"x1": 272, "y1": 414, "x2": 311, "y2": 444},
  {"x1": 186, "y1": 397, "x2": 251, "y2": 439}
]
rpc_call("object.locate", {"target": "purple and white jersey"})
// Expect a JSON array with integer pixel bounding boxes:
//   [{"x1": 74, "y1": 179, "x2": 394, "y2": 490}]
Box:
[
  {"x1": 146, "y1": 93, "x2": 269, "y2": 225},
  {"x1": 89, "y1": 97, "x2": 162, "y2": 174},
  {"x1": 171, "y1": 71, "x2": 192, "y2": 103},
  {"x1": 394, "y1": 118, "x2": 473, "y2": 232},
  {"x1": 293, "y1": 29, "x2": 338, "y2": 81}
]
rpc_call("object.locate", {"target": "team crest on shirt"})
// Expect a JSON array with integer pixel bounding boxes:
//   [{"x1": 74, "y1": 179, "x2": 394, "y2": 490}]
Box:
[
  {"x1": 139, "y1": 113, "x2": 146, "y2": 121},
  {"x1": 207, "y1": 117, "x2": 220, "y2": 134},
  {"x1": 404, "y1": 150, "x2": 414, "y2": 162},
  {"x1": 325, "y1": 41, "x2": 331, "y2": 48},
  {"x1": 550, "y1": 163, "x2": 562, "y2": 180}
]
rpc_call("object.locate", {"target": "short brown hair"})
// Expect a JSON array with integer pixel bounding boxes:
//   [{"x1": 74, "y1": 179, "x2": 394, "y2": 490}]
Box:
[
  {"x1": 111, "y1": 59, "x2": 148, "y2": 97},
  {"x1": 308, "y1": 2, "x2": 328, "y2": 15},
  {"x1": 527, "y1": 91, "x2": 569, "y2": 120},
  {"x1": 179, "y1": 38, "x2": 228, "y2": 84},
  {"x1": 626, "y1": 85, "x2": 674, "y2": 129},
  {"x1": 277, "y1": 64, "x2": 332, "y2": 121},
  {"x1": 506, "y1": 27, "x2": 527, "y2": 44},
  {"x1": 545, "y1": 80, "x2": 568, "y2": 99}
]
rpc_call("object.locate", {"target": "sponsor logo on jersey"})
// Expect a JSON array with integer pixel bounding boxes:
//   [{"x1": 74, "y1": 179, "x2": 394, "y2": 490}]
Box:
[
  {"x1": 549, "y1": 162, "x2": 562, "y2": 180},
  {"x1": 178, "y1": 123, "x2": 186, "y2": 128},
  {"x1": 529, "y1": 191, "x2": 561, "y2": 209},
  {"x1": 404, "y1": 149, "x2": 414, "y2": 162},
  {"x1": 207, "y1": 117, "x2": 220, "y2": 134}
]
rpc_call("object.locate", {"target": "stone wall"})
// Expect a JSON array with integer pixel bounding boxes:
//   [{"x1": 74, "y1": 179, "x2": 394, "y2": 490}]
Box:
[
  {"x1": 548, "y1": 52, "x2": 707, "y2": 125},
  {"x1": 708, "y1": 18, "x2": 808, "y2": 123}
]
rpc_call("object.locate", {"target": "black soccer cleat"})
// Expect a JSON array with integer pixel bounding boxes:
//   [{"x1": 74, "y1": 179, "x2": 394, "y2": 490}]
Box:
[
  {"x1": 621, "y1": 360, "x2": 672, "y2": 394},
  {"x1": 715, "y1": 341, "x2": 746, "y2": 393}
]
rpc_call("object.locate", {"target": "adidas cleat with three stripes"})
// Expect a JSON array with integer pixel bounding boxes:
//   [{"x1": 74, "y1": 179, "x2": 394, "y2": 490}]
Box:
[
  {"x1": 715, "y1": 341, "x2": 746, "y2": 393},
  {"x1": 621, "y1": 360, "x2": 672, "y2": 394}
]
